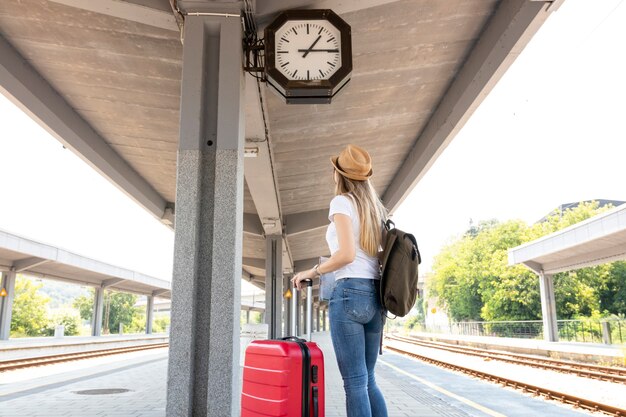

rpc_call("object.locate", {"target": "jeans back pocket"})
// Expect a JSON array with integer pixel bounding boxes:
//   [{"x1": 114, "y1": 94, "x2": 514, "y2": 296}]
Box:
[{"x1": 343, "y1": 288, "x2": 376, "y2": 324}]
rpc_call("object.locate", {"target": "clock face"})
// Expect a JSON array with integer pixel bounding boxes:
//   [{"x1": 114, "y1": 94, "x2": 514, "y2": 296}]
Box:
[{"x1": 274, "y1": 20, "x2": 342, "y2": 81}]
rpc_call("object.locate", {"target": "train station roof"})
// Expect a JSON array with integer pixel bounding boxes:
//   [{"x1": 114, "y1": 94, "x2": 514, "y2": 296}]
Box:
[
  {"x1": 0, "y1": 0, "x2": 564, "y2": 291},
  {"x1": 509, "y1": 203, "x2": 626, "y2": 275},
  {"x1": 0, "y1": 229, "x2": 171, "y2": 298}
]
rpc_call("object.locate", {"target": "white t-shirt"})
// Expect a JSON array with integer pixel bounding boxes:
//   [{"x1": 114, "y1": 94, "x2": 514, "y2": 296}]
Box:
[{"x1": 325, "y1": 194, "x2": 381, "y2": 280}]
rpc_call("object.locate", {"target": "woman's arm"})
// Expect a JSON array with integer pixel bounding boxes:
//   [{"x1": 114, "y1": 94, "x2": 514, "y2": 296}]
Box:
[{"x1": 291, "y1": 213, "x2": 355, "y2": 290}]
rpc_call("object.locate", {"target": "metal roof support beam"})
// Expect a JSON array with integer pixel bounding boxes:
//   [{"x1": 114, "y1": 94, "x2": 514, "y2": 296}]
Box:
[
  {"x1": 294, "y1": 257, "x2": 319, "y2": 271},
  {"x1": 47, "y1": 0, "x2": 180, "y2": 32},
  {"x1": 166, "y1": 13, "x2": 245, "y2": 417},
  {"x1": 383, "y1": 0, "x2": 556, "y2": 213},
  {"x1": 12, "y1": 257, "x2": 50, "y2": 273},
  {"x1": 0, "y1": 271, "x2": 16, "y2": 340},
  {"x1": 284, "y1": 209, "x2": 328, "y2": 236},
  {"x1": 152, "y1": 288, "x2": 170, "y2": 297},
  {"x1": 256, "y1": 0, "x2": 401, "y2": 26},
  {"x1": 0, "y1": 35, "x2": 172, "y2": 227},
  {"x1": 242, "y1": 257, "x2": 265, "y2": 270},
  {"x1": 265, "y1": 235, "x2": 283, "y2": 339},
  {"x1": 102, "y1": 278, "x2": 126, "y2": 288},
  {"x1": 243, "y1": 213, "x2": 264, "y2": 236},
  {"x1": 242, "y1": 73, "x2": 294, "y2": 272}
]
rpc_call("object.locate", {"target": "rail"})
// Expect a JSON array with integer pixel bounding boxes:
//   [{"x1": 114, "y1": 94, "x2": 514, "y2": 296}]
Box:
[{"x1": 385, "y1": 336, "x2": 626, "y2": 417}]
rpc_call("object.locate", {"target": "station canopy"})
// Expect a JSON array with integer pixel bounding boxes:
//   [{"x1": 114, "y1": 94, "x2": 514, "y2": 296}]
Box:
[
  {"x1": 0, "y1": 0, "x2": 563, "y2": 291},
  {"x1": 0, "y1": 229, "x2": 171, "y2": 298},
  {"x1": 509, "y1": 203, "x2": 626, "y2": 275}
]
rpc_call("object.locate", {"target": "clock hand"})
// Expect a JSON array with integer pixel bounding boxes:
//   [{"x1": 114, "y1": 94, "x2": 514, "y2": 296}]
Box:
[
  {"x1": 297, "y1": 49, "x2": 339, "y2": 53},
  {"x1": 302, "y1": 35, "x2": 322, "y2": 58}
]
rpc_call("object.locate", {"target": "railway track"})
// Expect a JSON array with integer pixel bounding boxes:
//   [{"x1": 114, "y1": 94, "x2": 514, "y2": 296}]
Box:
[
  {"x1": 0, "y1": 342, "x2": 169, "y2": 372},
  {"x1": 387, "y1": 335, "x2": 626, "y2": 384},
  {"x1": 385, "y1": 337, "x2": 626, "y2": 417}
]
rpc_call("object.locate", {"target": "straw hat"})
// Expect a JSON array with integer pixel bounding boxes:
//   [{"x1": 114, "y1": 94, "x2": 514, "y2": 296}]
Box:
[{"x1": 330, "y1": 144, "x2": 373, "y2": 181}]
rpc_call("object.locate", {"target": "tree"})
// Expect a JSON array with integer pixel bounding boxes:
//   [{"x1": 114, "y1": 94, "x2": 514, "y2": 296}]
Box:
[
  {"x1": 429, "y1": 201, "x2": 621, "y2": 322},
  {"x1": 73, "y1": 288, "x2": 95, "y2": 322},
  {"x1": 72, "y1": 288, "x2": 145, "y2": 334},
  {"x1": 11, "y1": 276, "x2": 51, "y2": 337},
  {"x1": 42, "y1": 312, "x2": 81, "y2": 336},
  {"x1": 105, "y1": 291, "x2": 140, "y2": 334}
]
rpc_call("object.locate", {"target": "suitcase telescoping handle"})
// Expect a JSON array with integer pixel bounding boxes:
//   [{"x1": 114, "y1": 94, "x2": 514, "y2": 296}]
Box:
[
  {"x1": 290, "y1": 278, "x2": 313, "y2": 341},
  {"x1": 304, "y1": 279, "x2": 312, "y2": 342}
]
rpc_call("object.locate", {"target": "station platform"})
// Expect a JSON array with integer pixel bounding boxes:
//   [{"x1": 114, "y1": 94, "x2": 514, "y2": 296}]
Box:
[
  {"x1": 0, "y1": 333, "x2": 169, "y2": 360},
  {"x1": 0, "y1": 332, "x2": 592, "y2": 417},
  {"x1": 407, "y1": 331, "x2": 625, "y2": 366}
]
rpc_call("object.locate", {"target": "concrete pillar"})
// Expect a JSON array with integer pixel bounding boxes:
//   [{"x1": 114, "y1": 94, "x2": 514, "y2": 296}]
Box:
[
  {"x1": 322, "y1": 309, "x2": 327, "y2": 331},
  {"x1": 92, "y1": 286, "x2": 104, "y2": 337},
  {"x1": 539, "y1": 272, "x2": 558, "y2": 342},
  {"x1": 165, "y1": 14, "x2": 245, "y2": 417},
  {"x1": 146, "y1": 295, "x2": 154, "y2": 334},
  {"x1": 299, "y1": 297, "x2": 304, "y2": 337},
  {"x1": 246, "y1": 310, "x2": 250, "y2": 324},
  {"x1": 601, "y1": 321, "x2": 612, "y2": 345},
  {"x1": 283, "y1": 275, "x2": 291, "y2": 336},
  {"x1": 315, "y1": 307, "x2": 320, "y2": 333},
  {"x1": 265, "y1": 235, "x2": 283, "y2": 339},
  {"x1": 0, "y1": 271, "x2": 17, "y2": 340},
  {"x1": 290, "y1": 281, "x2": 297, "y2": 336}
]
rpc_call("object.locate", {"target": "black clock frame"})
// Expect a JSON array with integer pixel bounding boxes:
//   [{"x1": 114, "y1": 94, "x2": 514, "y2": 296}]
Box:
[{"x1": 264, "y1": 9, "x2": 352, "y2": 104}]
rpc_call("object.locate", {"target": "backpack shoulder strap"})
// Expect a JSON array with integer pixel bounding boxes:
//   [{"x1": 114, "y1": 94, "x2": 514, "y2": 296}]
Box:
[{"x1": 378, "y1": 229, "x2": 397, "y2": 272}]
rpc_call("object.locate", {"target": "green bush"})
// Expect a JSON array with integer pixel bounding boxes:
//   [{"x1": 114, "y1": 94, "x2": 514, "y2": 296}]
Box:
[{"x1": 42, "y1": 312, "x2": 81, "y2": 336}]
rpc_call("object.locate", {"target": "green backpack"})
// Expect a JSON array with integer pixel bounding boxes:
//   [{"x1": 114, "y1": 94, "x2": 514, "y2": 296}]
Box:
[{"x1": 378, "y1": 219, "x2": 421, "y2": 317}]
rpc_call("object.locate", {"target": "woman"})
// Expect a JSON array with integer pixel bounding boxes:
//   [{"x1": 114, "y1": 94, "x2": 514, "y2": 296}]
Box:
[{"x1": 292, "y1": 144, "x2": 389, "y2": 417}]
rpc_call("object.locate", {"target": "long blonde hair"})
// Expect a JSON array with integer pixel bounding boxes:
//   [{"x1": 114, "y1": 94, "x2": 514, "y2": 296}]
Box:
[{"x1": 335, "y1": 173, "x2": 388, "y2": 257}]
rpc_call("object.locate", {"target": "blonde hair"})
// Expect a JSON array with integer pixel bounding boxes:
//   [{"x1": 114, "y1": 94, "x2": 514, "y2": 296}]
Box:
[{"x1": 334, "y1": 173, "x2": 388, "y2": 257}]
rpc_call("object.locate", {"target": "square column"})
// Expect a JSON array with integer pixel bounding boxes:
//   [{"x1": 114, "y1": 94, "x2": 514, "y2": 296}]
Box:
[
  {"x1": 322, "y1": 309, "x2": 327, "y2": 331},
  {"x1": 146, "y1": 295, "x2": 154, "y2": 334},
  {"x1": 314, "y1": 306, "x2": 320, "y2": 333},
  {"x1": 165, "y1": 14, "x2": 245, "y2": 417},
  {"x1": 91, "y1": 286, "x2": 104, "y2": 336},
  {"x1": 299, "y1": 297, "x2": 305, "y2": 337},
  {"x1": 290, "y1": 278, "x2": 297, "y2": 336},
  {"x1": 265, "y1": 235, "x2": 283, "y2": 339},
  {"x1": 0, "y1": 271, "x2": 16, "y2": 340},
  {"x1": 283, "y1": 275, "x2": 291, "y2": 336},
  {"x1": 539, "y1": 272, "x2": 558, "y2": 342}
]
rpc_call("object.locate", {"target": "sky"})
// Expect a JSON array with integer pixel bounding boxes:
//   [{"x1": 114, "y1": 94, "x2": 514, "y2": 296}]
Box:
[{"x1": 0, "y1": 0, "x2": 625, "y2": 282}]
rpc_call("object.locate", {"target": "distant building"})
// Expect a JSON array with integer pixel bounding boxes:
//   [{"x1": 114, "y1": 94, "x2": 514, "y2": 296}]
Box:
[{"x1": 537, "y1": 199, "x2": 625, "y2": 223}]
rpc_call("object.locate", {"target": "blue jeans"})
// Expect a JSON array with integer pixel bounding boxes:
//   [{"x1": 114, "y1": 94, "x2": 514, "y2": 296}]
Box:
[{"x1": 329, "y1": 278, "x2": 388, "y2": 417}]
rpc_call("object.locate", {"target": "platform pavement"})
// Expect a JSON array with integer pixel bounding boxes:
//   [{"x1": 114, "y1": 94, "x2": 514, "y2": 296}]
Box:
[
  {"x1": 408, "y1": 332, "x2": 624, "y2": 364},
  {"x1": 0, "y1": 331, "x2": 593, "y2": 417}
]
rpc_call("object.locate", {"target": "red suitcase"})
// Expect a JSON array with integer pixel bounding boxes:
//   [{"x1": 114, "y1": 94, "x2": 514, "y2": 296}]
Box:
[
  {"x1": 241, "y1": 280, "x2": 324, "y2": 417},
  {"x1": 241, "y1": 338, "x2": 325, "y2": 417}
]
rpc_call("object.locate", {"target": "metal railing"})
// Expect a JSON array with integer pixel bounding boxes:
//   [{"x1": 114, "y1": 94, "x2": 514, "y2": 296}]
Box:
[{"x1": 410, "y1": 319, "x2": 626, "y2": 345}]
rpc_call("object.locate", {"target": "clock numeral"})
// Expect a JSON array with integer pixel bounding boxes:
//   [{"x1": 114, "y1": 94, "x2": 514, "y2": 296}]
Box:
[
  {"x1": 280, "y1": 62, "x2": 289, "y2": 68},
  {"x1": 319, "y1": 69, "x2": 325, "y2": 77},
  {"x1": 307, "y1": 70, "x2": 310, "y2": 81},
  {"x1": 281, "y1": 37, "x2": 289, "y2": 43},
  {"x1": 318, "y1": 27, "x2": 324, "y2": 35},
  {"x1": 327, "y1": 37, "x2": 335, "y2": 43},
  {"x1": 306, "y1": 24, "x2": 309, "y2": 34},
  {"x1": 293, "y1": 69, "x2": 298, "y2": 77},
  {"x1": 277, "y1": 51, "x2": 288, "y2": 54},
  {"x1": 327, "y1": 61, "x2": 335, "y2": 67},
  {"x1": 293, "y1": 28, "x2": 298, "y2": 35}
]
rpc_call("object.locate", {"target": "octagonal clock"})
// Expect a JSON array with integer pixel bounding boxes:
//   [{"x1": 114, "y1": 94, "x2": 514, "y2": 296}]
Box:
[{"x1": 265, "y1": 9, "x2": 352, "y2": 104}]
